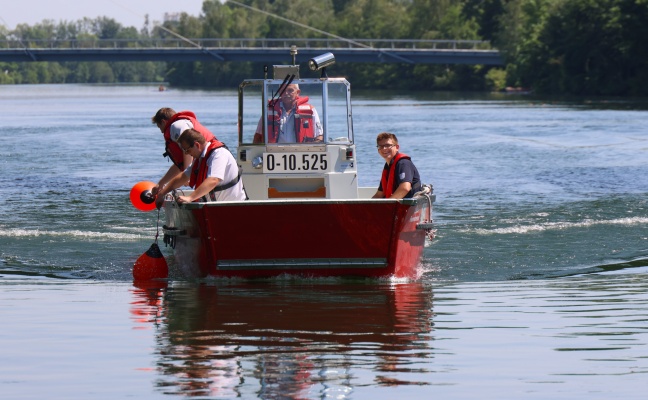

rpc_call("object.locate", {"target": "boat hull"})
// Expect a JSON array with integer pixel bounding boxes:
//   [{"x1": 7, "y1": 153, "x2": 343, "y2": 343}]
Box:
[{"x1": 163, "y1": 197, "x2": 432, "y2": 279}]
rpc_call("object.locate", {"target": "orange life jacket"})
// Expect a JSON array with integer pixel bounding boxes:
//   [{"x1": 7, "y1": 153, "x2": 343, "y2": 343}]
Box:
[
  {"x1": 163, "y1": 111, "x2": 216, "y2": 169},
  {"x1": 254, "y1": 97, "x2": 316, "y2": 143}
]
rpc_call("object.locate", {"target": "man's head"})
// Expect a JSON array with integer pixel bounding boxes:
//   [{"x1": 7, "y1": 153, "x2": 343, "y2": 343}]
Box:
[
  {"x1": 280, "y1": 84, "x2": 300, "y2": 109},
  {"x1": 169, "y1": 120, "x2": 194, "y2": 143},
  {"x1": 376, "y1": 132, "x2": 400, "y2": 163},
  {"x1": 177, "y1": 128, "x2": 207, "y2": 158},
  {"x1": 151, "y1": 107, "x2": 176, "y2": 132}
]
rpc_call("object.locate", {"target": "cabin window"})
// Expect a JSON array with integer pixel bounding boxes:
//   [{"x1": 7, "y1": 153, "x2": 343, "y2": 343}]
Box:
[{"x1": 239, "y1": 80, "x2": 353, "y2": 145}]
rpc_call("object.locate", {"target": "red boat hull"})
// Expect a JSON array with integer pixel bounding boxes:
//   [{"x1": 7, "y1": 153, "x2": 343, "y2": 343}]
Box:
[{"x1": 164, "y1": 198, "x2": 431, "y2": 279}]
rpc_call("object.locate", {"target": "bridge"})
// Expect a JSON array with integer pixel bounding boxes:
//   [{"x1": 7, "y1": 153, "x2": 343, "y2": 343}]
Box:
[{"x1": 0, "y1": 38, "x2": 504, "y2": 65}]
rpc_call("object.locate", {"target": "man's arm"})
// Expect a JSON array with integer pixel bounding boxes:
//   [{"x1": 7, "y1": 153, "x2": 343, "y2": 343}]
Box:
[
  {"x1": 253, "y1": 117, "x2": 265, "y2": 143},
  {"x1": 155, "y1": 170, "x2": 190, "y2": 208},
  {"x1": 372, "y1": 182, "x2": 411, "y2": 199},
  {"x1": 177, "y1": 177, "x2": 222, "y2": 203},
  {"x1": 153, "y1": 164, "x2": 182, "y2": 195},
  {"x1": 312, "y1": 108, "x2": 323, "y2": 142},
  {"x1": 389, "y1": 182, "x2": 412, "y2": 199}
]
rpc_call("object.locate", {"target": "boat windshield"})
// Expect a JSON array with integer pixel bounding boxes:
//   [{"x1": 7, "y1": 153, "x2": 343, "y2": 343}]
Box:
[{"x1": 239, "y1": 79, "x2": 353, "y2": 145}]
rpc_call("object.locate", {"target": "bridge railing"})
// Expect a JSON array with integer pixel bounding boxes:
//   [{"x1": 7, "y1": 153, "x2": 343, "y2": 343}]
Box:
[{"x1": 0, "y1": 38, "x2": 493, "y2": 51}]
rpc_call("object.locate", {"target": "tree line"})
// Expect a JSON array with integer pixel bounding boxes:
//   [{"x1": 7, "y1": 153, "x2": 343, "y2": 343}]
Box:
[{"x1": 1, "y1": 0, "x2": 646, "y2": 96}]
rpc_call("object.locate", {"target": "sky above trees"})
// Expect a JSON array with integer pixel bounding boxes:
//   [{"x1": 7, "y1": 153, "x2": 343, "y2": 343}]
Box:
[{"x1": 2, "y1": 0, "x2": 204, "y2": 30}]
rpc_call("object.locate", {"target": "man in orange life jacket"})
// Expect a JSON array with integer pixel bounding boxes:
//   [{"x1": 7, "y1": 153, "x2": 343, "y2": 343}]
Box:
[
  {"x1": 156, "y1": 129, "x2": 246, "y2": 205},
  {"x1": 253, "y1": 84, "x2": 323, "y2": 143},
  {"x1": 372, "y1": 132, "x2": 422, "y2": 199},
  {"x1": 150, "y1": 107, "x2": 217, "y2": 207}
]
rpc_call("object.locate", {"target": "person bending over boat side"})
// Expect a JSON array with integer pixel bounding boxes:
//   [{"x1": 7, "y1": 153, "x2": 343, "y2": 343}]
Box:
[
  {"x1": 372, "y1": 132, "x2": 422, "y2": 200},
  {"x1": 150, "y1": 107, "x2": 218, "y2": 207},
  {"x1": 156, "y1": 129, "x2": 246, "y2": 206},
  {"x1": 252, "y1": 84, "x2": 323, "y2": 143}
]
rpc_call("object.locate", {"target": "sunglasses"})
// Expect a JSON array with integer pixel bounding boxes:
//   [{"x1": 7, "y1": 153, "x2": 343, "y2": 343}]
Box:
[
  {"x1": 376, "y1": 144, "x2": 395, "y2": 150},
  {"x1": 182, "y1": 143, "x2": 194, "y2": 154}
]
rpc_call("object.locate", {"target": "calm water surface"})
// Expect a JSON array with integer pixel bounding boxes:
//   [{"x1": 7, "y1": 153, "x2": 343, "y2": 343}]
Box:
[{"x1": 1, "y1": 84, "x2": 647, "y2": 399}]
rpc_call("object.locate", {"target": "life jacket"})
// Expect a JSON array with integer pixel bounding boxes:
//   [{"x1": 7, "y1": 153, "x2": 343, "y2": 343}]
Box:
[
  {"x1": 163, "y1": 111, "x2": 216, "y2": 169},
  {"x1": 188, "y1": 140, "x2": 241, "y2": 201},
  {"x1": 380, "y1": 152, "x2": 420, "y2": 198},
  {"x1": 264, "y1": 97, "x2": 316, "y2": 143}
]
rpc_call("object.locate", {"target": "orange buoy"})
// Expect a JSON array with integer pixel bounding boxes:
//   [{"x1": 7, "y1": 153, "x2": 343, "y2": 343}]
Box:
[
  {"x1": 130, "y1": 181, "x2": 157, "y2": 211},
  {"x1": 133, "y1": 243, "x2": 169, "y2": 281}
]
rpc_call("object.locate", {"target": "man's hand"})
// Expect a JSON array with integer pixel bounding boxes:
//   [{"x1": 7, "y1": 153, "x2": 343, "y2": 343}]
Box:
[
  {"x1": 176, "y1": 195, "x2": 193, "y2": 204},
  {"x1": 155, "y1": 193, "x2": 165, "y2": 209}
]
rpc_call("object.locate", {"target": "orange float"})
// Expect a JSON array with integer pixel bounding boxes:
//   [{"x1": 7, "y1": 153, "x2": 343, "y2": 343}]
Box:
[
  {"x1": 133, "y1": 242, "x2": 169, "y2": 281},
  {"x1": 130, "y1": 181, "x2": 157, "y2": 211}
]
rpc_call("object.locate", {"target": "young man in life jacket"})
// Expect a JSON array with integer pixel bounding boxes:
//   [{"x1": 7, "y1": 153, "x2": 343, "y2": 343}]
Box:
[
  {"x1": 372, "y1": 132, "x2": 422, "y2": 199},
  {"x1": 150, "y1": 107, "x2": 217, "y2": 207},
  {"x1": 252, "y1": 84, "x2": 323, "y2": 143},
  {"x1": 156, "y1": 129, "x2": 246, "y2": 206}
]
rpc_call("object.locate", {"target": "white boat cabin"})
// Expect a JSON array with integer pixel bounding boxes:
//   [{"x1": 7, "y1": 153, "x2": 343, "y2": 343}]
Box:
[{"x1": 237, "y1": 60, "x2": 368, "y2": 201}]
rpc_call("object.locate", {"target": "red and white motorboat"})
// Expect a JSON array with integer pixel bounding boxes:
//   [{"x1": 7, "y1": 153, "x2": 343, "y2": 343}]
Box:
[{"x1": 162, "y1": 50, "x2": 435, "y2": 279}]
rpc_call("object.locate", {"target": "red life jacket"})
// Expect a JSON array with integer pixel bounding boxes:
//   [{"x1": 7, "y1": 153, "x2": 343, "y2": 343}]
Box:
[
  {"x1": 163, "y1": 111, "x2": 216, "y2": 169},
  {"x1": 380, "y1": 153, "x2": 411, "y2": 198},
  {"x1": 188, "y1": 140, "x2": 227, "y2": 189},
  {"x1": 258, "y1": 97, "x2": 316, "y2": 143}
]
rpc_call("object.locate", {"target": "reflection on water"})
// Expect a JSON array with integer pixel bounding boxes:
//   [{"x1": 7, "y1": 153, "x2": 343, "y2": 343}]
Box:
[
  {"x1": 2, "y1": 273, "x2": 647, "y2": 399},
  {"x1": 130, "y1": 281, "x2": 434, "y2": 398},
  {"x1": 2, "y1": 85, "x2": 648, "y2": 399},
  {"x1": 128, "y1": 273, "x2": 648, "y2": 399}
]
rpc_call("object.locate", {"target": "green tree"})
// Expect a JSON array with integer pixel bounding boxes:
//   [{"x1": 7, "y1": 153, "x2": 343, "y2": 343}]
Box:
[
  {"x1": 334, "y1": 0, "x2": 411, "y2": 38},
  {"x1": 462, "y1": 0, "x2": 505, "y2": 41},
  {"x1": 202, "y1": 0, "x2": 268, "y2": 38},
  {"x1": 509, "y1": 0, "x2": 648, "y2": 95},
  {"x1": 88, "y1": 62, "x2": 115, "y2": 83}
]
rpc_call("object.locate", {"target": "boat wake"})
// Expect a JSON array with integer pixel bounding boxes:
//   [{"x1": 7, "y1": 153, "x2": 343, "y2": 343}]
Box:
[
  {"x1": 467, "y1": 216, "x2": 648, "y2": 235},
  {"x1": 0, "y1": 226, "x2": 149, "y2": 241}
]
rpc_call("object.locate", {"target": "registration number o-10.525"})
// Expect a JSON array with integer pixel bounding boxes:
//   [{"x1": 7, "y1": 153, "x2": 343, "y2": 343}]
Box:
[{"x1": 263, "y1": 152, "x2": 328, "y2": 173}]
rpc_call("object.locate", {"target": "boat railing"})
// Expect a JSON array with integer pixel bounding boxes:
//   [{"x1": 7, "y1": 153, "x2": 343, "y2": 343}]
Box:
[{"x1": 0, "y1": 38, "x2": 493, "y2": 51}]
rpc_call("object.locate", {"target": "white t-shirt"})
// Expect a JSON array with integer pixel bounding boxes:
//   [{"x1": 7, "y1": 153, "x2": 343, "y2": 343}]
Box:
[{"x1": 184, "y1": 146, "x2": 246, "y2": 201}]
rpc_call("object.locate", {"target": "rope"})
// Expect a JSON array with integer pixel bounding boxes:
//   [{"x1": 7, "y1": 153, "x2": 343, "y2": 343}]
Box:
[{"x1": 154, "y1": 208, "x2": 161, "y2": 244}]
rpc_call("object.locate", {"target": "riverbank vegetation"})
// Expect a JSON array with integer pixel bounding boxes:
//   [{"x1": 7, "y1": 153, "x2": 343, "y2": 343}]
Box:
[{"x1": 1, "y1": 0, "x2": 646, "y2": 96}]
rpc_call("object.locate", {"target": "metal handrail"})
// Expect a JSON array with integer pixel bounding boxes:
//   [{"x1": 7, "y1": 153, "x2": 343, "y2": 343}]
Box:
[{"x1": 0, "y1": 37, "x2": 493, "y2": 51}]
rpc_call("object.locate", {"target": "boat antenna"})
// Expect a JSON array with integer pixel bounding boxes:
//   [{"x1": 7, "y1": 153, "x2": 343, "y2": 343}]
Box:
[
  {"x1": 225, "y1": 0, "x2": 414, "y2": 64},
  {"x1": 278, "y1": 74, "x2": 296, "y2": 98},
  {"x1": 270, "y1": 74, "x2": 292, "y2": 105},
  {"x1": 268, "y1": 74, "x2": 295, "y2": 136}
]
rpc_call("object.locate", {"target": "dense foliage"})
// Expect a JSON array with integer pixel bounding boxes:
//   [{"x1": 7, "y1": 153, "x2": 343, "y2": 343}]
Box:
[{"x1": 1, "y1": 0, "x2": 647, "y2": 95}]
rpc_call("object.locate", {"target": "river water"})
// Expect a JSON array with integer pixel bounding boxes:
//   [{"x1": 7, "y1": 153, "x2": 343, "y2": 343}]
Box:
[{"x1": 1, "y1": 84, "x2": 647, "y2": 399}]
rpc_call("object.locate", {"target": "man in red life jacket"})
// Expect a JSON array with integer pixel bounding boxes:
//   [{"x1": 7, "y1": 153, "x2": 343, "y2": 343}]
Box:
[
  {"x1": 253, "y1": 84, "x2": 323, "y2": 143},
  {"x1": 156, "y1": 129, "x2": 246, "y2": 205},
  {"x1": 372, "y1": 132, "x2": 422, "y2": 199},
  {"x1": 150, "y1": 108, "x2": 217, "y2": 207}
]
